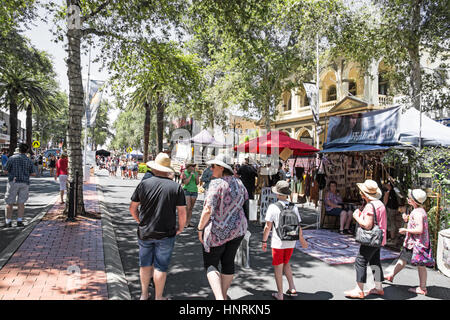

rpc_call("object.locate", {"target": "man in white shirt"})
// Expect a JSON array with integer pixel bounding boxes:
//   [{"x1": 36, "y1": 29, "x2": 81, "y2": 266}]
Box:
[{"x1": 262, "y1": 180, "x2": 308, "y2": 300}]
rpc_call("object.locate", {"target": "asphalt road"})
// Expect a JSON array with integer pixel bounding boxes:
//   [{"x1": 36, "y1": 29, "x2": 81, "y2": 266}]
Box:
[
  {"x1": 0, "y1": 171, "x2": 60, "y2": 254},
  {"x1": 98, "y1": 170, "x2": 450, "y2": 300}
]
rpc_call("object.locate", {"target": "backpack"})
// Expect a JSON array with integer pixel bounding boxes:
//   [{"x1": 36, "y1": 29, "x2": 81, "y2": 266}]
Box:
[{"x1": 274, "y1": 201, "x2": 300, "y2": 241}]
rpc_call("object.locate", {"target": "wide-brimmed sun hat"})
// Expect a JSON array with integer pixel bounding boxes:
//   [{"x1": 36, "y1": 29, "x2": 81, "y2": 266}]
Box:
[
  {"x1": 206, "y1": 154, "x2": 233, "y2": 172},
  {"x1": 356, "y1": 179, "x2": 382, "y2": 201},
  {"x1": 408, "y1": 189, "x2": 427, "y2": 205},
  {"x1": 272, "y1": 180, "x2": 291, "y2": 196},
  {"x1": 146, "y1": 153, "x2": 174, "y2": 173}
]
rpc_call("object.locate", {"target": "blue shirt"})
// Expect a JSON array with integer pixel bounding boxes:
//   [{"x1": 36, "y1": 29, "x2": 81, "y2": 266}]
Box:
[
  {"x1": 4, "y1": 154, "x2": 35, "y2": 185},
  {"x1": 141, "y1": 170, "x2": 154, "y2": 181},
  {"x1": 1, "y1": 154, "x2": 8, "y2": 166},
  {"x1": 201, "y1": 167, "x2": 213, "y2": 190}
]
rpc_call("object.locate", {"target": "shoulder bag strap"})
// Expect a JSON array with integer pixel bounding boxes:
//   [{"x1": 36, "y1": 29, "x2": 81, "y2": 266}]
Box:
[{"x1": 369, "y1": 202, "x2": 378, "y2": 226}]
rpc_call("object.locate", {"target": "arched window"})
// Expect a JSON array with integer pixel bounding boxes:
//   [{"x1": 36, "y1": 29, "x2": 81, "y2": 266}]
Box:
[
  {"x1": 303, "y1": 93, "x2": 310, "y2": 107},
  {"x1": 348, "y1": 80, "x2": 357, "y2": 96},
  {"x1": 378, "y1": 72, "x2": 389, "y2": 95},
  {"x1": 282, "y1": 91, "x2": 292, "y2": 111},
  {"x1": 326, "y1": 85, "x2": 337, "y2": 102}
]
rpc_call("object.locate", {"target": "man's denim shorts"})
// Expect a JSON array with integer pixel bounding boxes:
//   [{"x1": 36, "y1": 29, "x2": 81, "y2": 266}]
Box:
[{"x1": 138, "y1": 236, "x2": 176, "y2": 272}]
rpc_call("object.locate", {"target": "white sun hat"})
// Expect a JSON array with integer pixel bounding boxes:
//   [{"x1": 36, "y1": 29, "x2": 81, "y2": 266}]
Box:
[
  {"x1": 206, "y1": 154, "x2": 233, "y2": 172},
  {"x1": 408, "y1": 189, "x2": 427, "y2": 205}
]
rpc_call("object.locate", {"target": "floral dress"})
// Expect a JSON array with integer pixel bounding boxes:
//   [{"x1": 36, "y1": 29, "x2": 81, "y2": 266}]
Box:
[
  {"x1": 202, "y1": 176, "x2": 248, "y2": 253},
  {"x1": 404, "y1": 208, "x2": 430, "y2": 250}
]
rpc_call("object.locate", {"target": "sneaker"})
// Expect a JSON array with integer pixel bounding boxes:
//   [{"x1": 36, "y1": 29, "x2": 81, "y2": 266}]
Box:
[{"x1": 17, "y1": 221, "x2": 24, "y2": 227}]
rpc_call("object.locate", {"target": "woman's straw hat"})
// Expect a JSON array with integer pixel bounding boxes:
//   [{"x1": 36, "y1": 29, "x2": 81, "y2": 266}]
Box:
[{"x1": 356, "y1": 179, "x2": 382, "y2": 201}]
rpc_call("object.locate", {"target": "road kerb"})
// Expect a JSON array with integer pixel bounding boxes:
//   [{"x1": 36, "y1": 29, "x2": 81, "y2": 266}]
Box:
[{"x1": 97, "y1": 183, "x2": 132, "y2": 300}]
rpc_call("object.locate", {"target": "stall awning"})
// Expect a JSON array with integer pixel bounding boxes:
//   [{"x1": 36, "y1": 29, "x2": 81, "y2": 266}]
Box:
[{"x1": 320, "y1": 144, "x2": 391, "y2": 153}]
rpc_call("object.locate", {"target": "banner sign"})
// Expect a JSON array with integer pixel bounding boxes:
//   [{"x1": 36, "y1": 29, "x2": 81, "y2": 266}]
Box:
[
  {"x1": 303, "y1": 82, "x2": 319, "y2": 124},
  {"x1": 325, "y1": 106, "x2": 400, "y2": 147},
  {"x1": 85, "y1": 80, "x2": 104, "y2": 128},
  {"x1": 260, "y1": 187, "x2": 278, "y2": 224}
]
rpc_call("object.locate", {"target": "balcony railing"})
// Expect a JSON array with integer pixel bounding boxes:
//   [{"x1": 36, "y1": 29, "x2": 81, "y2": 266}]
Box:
[
  {"x1": 379, "y1": 95, "x2": 393, "y2": 106},
  {"x1": 320, "y1": 100, "x2": 337, "y2": 109}
]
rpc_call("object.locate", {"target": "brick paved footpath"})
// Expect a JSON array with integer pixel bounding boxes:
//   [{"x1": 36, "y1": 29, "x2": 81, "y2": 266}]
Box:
[{"x1": 0, "y1": 176, "x2": 108, "y2": 300}]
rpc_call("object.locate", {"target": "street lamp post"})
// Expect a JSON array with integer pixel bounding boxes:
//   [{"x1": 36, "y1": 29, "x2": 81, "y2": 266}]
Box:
[{"x1": 232, "y1": 117, "x2": 242, "y2": 160}]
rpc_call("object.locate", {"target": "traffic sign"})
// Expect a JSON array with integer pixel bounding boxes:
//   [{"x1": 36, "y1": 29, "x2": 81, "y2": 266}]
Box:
[
  {"x1": 32, "y1": 141, "x2": 40, "y2": 148},
  {"x1": 127, "y1": 147, "x2": 132, "y2": 153}
]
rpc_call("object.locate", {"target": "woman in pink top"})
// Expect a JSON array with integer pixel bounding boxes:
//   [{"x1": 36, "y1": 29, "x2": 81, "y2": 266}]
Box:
[
  {"x1": 55, "y1": 153, "x2": 69, "y2": 204},
  {"x1": 344, "y1": 180, "x2": 387, "y2": 299},
  {"x1": 384, "y1": 189, "x2": 432, "y2": 295}
]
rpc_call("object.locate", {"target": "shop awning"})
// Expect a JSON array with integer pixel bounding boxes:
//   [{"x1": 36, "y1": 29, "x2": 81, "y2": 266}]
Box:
[
  {"x1": 320, "y1": 144, "x2": 391, "y2": 153},
  {"x1": 234, "y1": 130, "x2": 318, "y2": 156}
]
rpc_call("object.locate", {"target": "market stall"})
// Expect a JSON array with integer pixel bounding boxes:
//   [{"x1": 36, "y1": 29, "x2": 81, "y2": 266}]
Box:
[
  {"x1": 319, "y1": 105, "x2": 450, "y2": 231},
  {"x1": 176, "y1": 129, "x2": 230, "y2": 166},
  {"x1": 234, "y1": 130, "x2": 319, "y2": 223}
]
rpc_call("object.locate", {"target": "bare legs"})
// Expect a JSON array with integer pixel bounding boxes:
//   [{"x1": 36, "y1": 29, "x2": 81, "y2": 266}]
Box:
[
  {"x1": 340, "y1": 210, "x2": 353, "y2": 231},
  {"x1": 386, "y1": 258, "x2": 427, "y2": 291},
  {"x1": 139, "y1": 266, "x2": 152, "y2": 300},
  {"x1": 5, "y1": 203, "x2": 25, "y2": 221},
  {"x1": 417, "y1": 266, "x2": 427, "y2": 290},
  {"x1": 185, "y1": 196, "x2": 197, "y2": 226},
  {"x1": 140, "y1": 266, "x2": 168, "y2": 300},
  {"x1": 206, "y1": 266, "x2": 233, "y2": 300},
  {"x1": 273, "y1": 263, "x2": 296, "y2": 300}
]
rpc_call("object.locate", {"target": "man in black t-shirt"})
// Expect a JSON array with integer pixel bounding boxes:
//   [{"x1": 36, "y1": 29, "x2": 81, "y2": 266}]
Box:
[
  {"x1": 129, "y1": 153, "x2": 186, "y2": 300},
  {"x1": 237, "y1": 157, "x2": 258, "y2": 220}
]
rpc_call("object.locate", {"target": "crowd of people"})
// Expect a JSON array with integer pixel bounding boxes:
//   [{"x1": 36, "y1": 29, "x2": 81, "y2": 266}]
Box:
[
  {"x1": 1, "y1": 145, "x2": 435, "y2": 300},
  {"x1": 97, "y1": 156, "x2": 140, "y2": 180},
  {"x1": 128, "y1": 152, "x2": 434, "y2": 300}
]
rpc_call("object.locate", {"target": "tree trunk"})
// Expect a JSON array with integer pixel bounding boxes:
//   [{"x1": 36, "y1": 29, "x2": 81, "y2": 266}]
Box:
[
  {"x1": 26, "y1": 105, "x2": 32, "y2": 150},
  {"x1": 264, "y1": 102, "x2": 271, "y2": 133},
  {"x1": 143, "y1": 100, "x2": 151, "y2": 162},
  {"x1": 156, "y1": 95, "x2": 164, "y2": 153},
  {"x1": 408, "y1": 0, "x2": 422, "y2": 112},
  {"x1": 66, "y1": 0, "x2": 85, "y2": 216},
  {"x1": 8, "y1": 97, "x2": 18, "y2": 156}
]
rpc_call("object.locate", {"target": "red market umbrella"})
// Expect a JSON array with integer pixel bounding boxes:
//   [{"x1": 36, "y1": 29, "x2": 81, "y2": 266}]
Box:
[{"x1": 234, "y1": 131, "x2": 318, "y2": 156}]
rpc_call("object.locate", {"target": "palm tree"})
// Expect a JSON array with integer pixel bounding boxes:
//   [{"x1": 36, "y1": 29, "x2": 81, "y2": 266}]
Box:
[
  {"x1": 18, "y1": 81, "x2": 59, "y2": 151},
  {"x1": 0, "y1": 68, "x2": 56, "y2": 155},
  {"x1": 127, "y1": 83, "x2": 159, "y2": 162}
]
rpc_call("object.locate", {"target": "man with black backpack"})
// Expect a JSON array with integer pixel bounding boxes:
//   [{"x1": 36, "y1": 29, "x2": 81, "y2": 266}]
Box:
[{"x1": 262, "y1": 180, "x2": 308, "y2": 300}]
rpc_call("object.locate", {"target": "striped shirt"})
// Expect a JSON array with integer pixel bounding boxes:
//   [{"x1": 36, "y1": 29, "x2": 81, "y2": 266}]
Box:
[{"x1": 4, "y1": 154, "x2": 35, "y2": 185}]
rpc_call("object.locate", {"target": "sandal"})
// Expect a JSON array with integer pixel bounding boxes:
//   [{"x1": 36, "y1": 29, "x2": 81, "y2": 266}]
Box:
[
  {"x1": 408, "y1": 287, "x2": 427, "y2": 295},
  {"x1": 365, "y1": 288, "x2": 384, "y2": 296},
  {"x1": 344, "y1": 290, "x2": 365, "y2": 299},
  {"x1": 285, "y1": 289, "x2": 298, "y2": 297},
  {"x1": 384, "y1": 275, "x2": 394, "y2": 283},
  {"x1": 271, "y1": 293, "x2": 283, "y2": 300}
]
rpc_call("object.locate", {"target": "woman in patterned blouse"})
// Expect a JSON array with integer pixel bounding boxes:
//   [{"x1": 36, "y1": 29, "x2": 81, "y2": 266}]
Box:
[{"x1": 197, "y1": 154, "x2": 248, "y2": 300}]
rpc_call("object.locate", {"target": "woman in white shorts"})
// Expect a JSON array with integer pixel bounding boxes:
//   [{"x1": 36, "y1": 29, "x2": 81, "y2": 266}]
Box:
[{"x1": 55, "y1": 153, "x2": 69, "y2": 204}]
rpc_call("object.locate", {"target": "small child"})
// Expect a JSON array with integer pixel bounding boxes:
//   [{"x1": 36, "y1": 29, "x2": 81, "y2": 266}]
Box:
[{"x1": 262, "y1": 181, "x2": 308, "y2": 300}]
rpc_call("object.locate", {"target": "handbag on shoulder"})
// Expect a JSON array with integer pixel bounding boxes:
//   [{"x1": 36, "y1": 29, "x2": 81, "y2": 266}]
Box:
[{"x1": 355, "y1": 202, "x2": 384, "y2": 247}]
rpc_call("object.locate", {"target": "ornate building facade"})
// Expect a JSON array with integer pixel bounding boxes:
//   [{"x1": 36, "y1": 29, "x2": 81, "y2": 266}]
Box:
[{"x1": 272, "y1": 58, "x2": 394, "y2": 149}]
